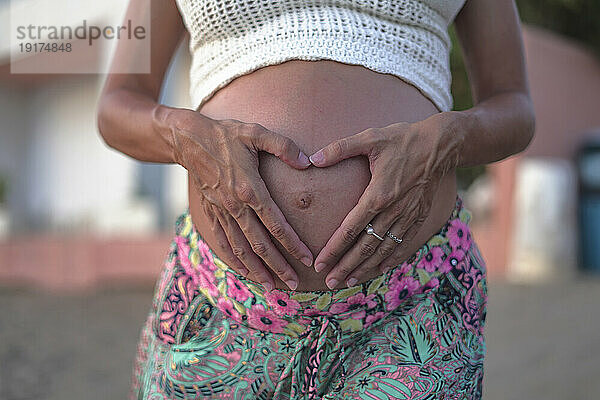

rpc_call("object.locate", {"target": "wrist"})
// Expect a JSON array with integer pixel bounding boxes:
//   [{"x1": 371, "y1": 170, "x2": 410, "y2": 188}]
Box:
[
  {"x1": 151, "y1": 105, "x2": 217, "y2": 166},
  {"x1": 413, "y1": 111, "x2": 470, "y2": 175},
  {"x1": 418, "y1": 110, "x2": 480, "y2": 170},
  {"x1": 151, "y1": 104, "x2": 181, "y2": 164}
]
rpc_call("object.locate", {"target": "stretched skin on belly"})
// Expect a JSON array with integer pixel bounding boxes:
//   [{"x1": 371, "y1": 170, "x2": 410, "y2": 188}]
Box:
[
  {"x1": 189, "y1": 60, "x2": 457, "y2": 290},
  {"x1": 258, "y1": 147, "x2": 371, "y2": 259}
]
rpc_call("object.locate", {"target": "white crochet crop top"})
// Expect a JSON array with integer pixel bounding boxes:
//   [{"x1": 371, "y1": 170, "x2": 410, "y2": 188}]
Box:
[{"x1": 175, "y1": 0, "x2": 467, "y2": 113}]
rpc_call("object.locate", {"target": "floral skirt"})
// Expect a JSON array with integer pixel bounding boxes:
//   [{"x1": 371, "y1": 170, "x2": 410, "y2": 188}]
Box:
[{"x1": 129, "y1": 195, "x2": 488, "y2": 400}]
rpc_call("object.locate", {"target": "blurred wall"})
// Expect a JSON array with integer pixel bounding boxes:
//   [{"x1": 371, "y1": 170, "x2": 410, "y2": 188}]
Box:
[
  {"x1": 0, "y1": 0, "x2": 192, "y2": 237},
  {"x1": 0, "y1": 0, "x2": 192, "y2": 290},
  {"x1": 475, "y1": 24, "x2": 600, "y2": 281},
  {"x1": 523, "y1": 25, "x2": 600, "y2": 159}
]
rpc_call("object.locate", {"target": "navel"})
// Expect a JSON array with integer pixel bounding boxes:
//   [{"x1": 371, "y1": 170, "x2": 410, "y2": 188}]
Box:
[{"x1": 295, "y1": 191, "x2": 313, "y2": 209}]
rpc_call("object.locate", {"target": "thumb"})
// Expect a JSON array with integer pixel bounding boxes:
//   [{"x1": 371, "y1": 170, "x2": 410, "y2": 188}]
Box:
[
  {"x1": 309, "y1": 130, "x2": 373, "y2": 167},
  {"x1": 253, "y1": 129, "x2": 311, "y2": 169}
]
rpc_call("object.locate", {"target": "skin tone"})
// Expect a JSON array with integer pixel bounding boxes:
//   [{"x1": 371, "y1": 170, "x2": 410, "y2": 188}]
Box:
[
  {"x1": 97, "y1": 0, "x2": 535, "y2": 291},
  {"x1": 164, "y1": 110, "x2": 315, "y2": 291},
  {"x1": 188, "y1": 60, "x2": 455, "y2": 292},
  {"x1": 97, "y1": 0, "x2": 314, "y2": 291},
  {"x1": 313, "y1": 0, "x2": 537, "y2": 288}
]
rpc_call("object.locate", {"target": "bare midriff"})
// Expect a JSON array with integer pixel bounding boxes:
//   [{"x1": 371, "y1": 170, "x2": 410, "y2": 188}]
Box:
[{"x1": 189, "y1": 60, "x2": 457, "y2": 291}]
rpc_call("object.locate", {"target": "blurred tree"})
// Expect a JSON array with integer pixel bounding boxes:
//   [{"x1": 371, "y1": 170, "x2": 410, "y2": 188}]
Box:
[
  {"x1": 0, "y1": 174, "x2": 6, "y2": 205},
  {"x1": 450, "y1": 0, "x2": 600, "y2": 111},
  {"x1": 515, "y1": 0, "x2": 600, "y2": 59}
]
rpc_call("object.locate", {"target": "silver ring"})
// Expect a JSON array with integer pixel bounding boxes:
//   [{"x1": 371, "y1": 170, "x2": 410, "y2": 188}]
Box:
[
  {"x1": 364, "y1": 223, "x2": 384, "y2": 241},
  {"x1": 386, "y1": 230, "x2": 403, "y2": 244}
]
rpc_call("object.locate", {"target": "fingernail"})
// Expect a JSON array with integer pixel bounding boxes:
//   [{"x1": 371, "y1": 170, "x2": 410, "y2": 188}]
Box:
[
  {"x1": 301, "y1": 257, "x2": 313, "y2": 267},
  {"x1": 263, "y1": 282, "x2": 273, "y2": 292},
  {"x1": 346, "y1": 278, "x2": 358, "y2": 287},
  {"x1": 285, "y1": 280, "x2": 298, "y2": 290},
  {"x1": 315, "y1": 263, "x2": 327, "y2": 273},
  {"x1": 298, "y1": 151, "x2": 310, "y2": 167},
  {"x1": 326, "y1": 278, "x2": 338, "y2": 289},
  {"x1": 309, "y1": 150, "x2": 324, "y2": 165}
]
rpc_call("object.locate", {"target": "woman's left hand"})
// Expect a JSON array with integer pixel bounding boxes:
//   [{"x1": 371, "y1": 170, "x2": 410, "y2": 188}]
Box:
[{"x1": 308, "y1": 116, "x2": 464, "y2": 289}]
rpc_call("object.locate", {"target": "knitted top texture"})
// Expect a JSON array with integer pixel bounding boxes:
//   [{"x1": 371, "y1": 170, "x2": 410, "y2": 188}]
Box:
[{"x1": 175, "y1": 0, "x2": 467, "y2": 112}]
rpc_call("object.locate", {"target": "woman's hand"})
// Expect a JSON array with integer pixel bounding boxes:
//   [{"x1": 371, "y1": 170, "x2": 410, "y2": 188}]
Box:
[
  {"x1": 308, "y1": 115, "x2": 464, "y2": 289},
  {"x1": 168, "y1": 109, "x2": 314, "y2": 291}
]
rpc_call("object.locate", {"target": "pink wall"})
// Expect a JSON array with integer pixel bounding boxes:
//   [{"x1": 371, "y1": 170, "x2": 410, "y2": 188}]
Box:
[
  {"x1": 0, "y1": 235, "x2": 172, "y2": 291},
  {"x1": 522, "y1": 25, "x2": 600, "y2": 159},
  {"x1": 473, "y1": 24, "x2": 600, "y2": 279}
]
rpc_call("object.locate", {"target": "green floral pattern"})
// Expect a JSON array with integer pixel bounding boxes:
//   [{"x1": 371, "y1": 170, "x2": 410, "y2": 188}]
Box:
[{"x1": 129, "y1": 195, "x2": 488, "y2": 399}]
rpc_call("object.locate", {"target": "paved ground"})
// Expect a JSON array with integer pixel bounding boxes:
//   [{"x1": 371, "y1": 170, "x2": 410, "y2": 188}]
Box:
[{"x1": 1, "y1": 276, "x2": 599, "y2": 400}]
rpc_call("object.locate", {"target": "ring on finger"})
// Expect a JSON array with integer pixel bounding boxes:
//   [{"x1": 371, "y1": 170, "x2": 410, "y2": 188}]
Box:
[
  {"x1": 385, "y1": 230, "x2": 403, "y2": 244},
  {"x1": 364, "y1": 223, "x2": 384, "y2": 241}
]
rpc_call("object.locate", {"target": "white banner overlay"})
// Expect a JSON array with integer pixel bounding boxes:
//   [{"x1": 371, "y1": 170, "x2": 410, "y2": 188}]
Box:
[{"x1": 9, "y1": 0, "x2": 150, "y2": 74}]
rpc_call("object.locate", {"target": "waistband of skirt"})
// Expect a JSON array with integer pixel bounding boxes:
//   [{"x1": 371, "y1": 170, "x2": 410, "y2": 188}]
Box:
[{"x1": 172, "y1": 194, "x2": 473, "y2": 336}]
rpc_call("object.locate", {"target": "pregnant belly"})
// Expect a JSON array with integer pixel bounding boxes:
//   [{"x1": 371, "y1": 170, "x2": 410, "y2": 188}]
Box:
[{"x1": 189, "y1": 60, "x2": 458, "y2": 291}]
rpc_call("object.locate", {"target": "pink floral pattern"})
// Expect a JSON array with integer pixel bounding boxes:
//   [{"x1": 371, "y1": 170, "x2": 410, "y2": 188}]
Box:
[
  {"x1": 175, "y1": 236, "x2": 198, "y2": 284},
  {"x1": 448, "y1": 218, "x2": 472, "y2": 250},
  {"x1": 364, "y1": 311, "x2": 386, "y2": 328},
  {"x1": 226, "y1": 272, "x2": 252, "y2": 302},
  {"x1": 329, "y1": 293, "x2": 377, "y2": 320},
  {"x1": 302, "y1": 307, "x2": 329, "y2": 317},
  {"x1": 132, "y1": 195, "x2": 488, "y2": 400},
  {"x1": 425, "y1": 277, "x2": 440, "y2": 289},
  {"x1": 154, "y1": 195, "x2": 481, "y2": 340},
  {"x1": 416, "y1": 246, "x2": 445, "y2": 273},
  {"x1": 217, "y1": 297, "x2": 242, "y2": 322},
  {"x1": 440, "y1": 248, "x2": 466, "y2": 274},
  {"x1": 155, "y1": 260, "x2": 200, "y2": 344},
  {"x1": 196, "y1": 269, "x2": 220, "y2": 297},
  {"x1": 246, "y1": 304, "x2": 287, "y2": 333},
  {"x1": 384, "y1": 276, "x2": 421, "y2": 310},
  {"x1": 197, "y1": 239, "x2": 216, "y2": 270},
  {"x1": 265, "y1": 290, "x2": 301, "y2": 315}
]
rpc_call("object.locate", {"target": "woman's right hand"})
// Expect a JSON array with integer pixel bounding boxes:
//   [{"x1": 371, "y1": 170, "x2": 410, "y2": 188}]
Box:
[{"x1": 166, "y1": 108, "x2": 313, "y2": 291}]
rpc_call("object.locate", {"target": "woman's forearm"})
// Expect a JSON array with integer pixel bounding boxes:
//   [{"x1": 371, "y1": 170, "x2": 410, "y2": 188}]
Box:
[
  {"x1": 420, "y1": 90, "x2": 536, "y2": 169},
  {"x1": 97, "y1": 88, "x2": 208, "y2": 164}
]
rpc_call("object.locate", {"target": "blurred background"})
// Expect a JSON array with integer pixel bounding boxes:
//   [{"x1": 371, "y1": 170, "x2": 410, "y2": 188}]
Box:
[{"x1": 1, "y1": 0, "x2": 599, "y2": 399}]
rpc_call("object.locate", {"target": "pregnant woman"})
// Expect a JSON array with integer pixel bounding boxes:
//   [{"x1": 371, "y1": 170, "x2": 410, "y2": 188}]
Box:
[{"x1": 97, "y1": 0, "x2": 535, "y2": 398}]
